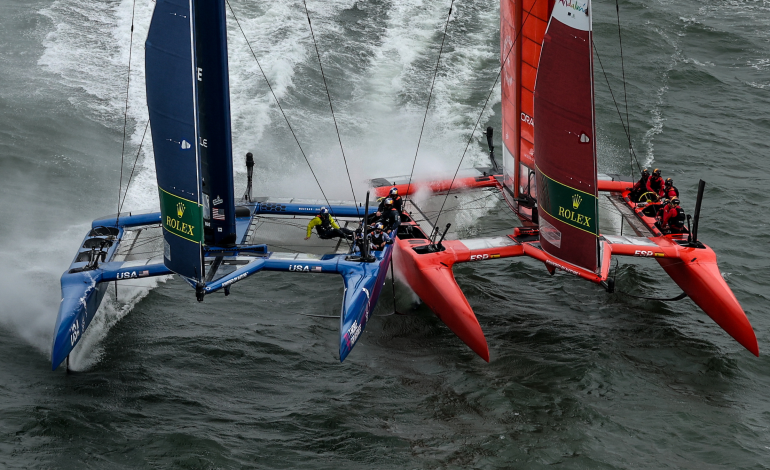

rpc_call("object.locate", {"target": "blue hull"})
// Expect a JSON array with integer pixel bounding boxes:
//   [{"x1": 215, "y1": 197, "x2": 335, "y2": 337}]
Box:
[
  {"x1": 339, "y1": 245, "x2": 393, "y2": 362},
  {"x1": 53, "y1": 204, "x2": 389, "y2": 369}
]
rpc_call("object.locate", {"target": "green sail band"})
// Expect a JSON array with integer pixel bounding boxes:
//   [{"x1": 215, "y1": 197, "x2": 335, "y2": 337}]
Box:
[
  {"x1": 537, "y1": 170, "x2": 598, "y2": 235},
  {"x1": 159, "y1": 188, "x2": 203, "y2": 243}
]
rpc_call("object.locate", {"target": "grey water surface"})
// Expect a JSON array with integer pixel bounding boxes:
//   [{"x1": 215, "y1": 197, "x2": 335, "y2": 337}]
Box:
[{"x1": 1, "y1": 0, "x2": 769, "y2": 468}]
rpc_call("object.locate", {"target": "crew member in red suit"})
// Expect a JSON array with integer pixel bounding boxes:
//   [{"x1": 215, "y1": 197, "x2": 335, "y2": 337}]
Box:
[
  {"x1": 658, "y1": 198, "x2": 686, "y2": 234},
  {"x1": 629, "y1": 169, "x2": 650, "y2": 202},
  {"x1": 646, "y1": 168, "x2": 664, "y2": 199},
  {"x1": 662, "y1": 178, "x2": 679, "y2": 200}
]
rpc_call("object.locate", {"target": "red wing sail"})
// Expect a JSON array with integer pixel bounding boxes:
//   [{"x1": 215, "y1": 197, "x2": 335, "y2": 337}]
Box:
[
  {"x1": 500, "y1": 0, "x2": 554, "y2": 220},
  {"x1": 534, "y1": 0, "x2": 599, "y2": 272}
]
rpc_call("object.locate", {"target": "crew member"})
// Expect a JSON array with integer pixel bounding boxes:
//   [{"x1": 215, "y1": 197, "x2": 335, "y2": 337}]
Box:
[
  {"x1": 369, "y1": 223, "x2": 392, "y2": 251},
  {"x1": 629, "y1": 169, "x2": 650, "y2": 202},
  {"x1": 378, "y1": 198, "x2": 401, "y2": 236},
  {"x1": 367, "y1": 187, "x2": 404, "y2": 223},
  {"x1": 660, "y1": 198, "x2": 686, "y2": 234},
  {"x1": 305, "y1": 207, "x2": 354, "y2": 240},
  {"x1": 662, "y1": 178, "x2": 679, "y2": 200},
  {"x1": 646, "y1": 168, "x2": 664, "y2": 199},
  {"x1": 656, "y1": 198, "x2": 670, "y2": 220}
]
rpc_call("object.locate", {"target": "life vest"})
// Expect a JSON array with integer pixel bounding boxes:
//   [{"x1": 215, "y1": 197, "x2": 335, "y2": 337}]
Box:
[
  {"x1": 319, "y1": 214, "x2": 332, "y2": 229},
  {"x1": 370, "y1": 231, "x2": 387, "y2": 248},
  {"x1": 663, "y1": 186, "x2": 679, "y2": 199},
  {"x1": 664, "y1": 206, "x2": 686, "y2": 230},
  {"x1": 670, "y1": 207, "x2": 685, "y2": 229}
]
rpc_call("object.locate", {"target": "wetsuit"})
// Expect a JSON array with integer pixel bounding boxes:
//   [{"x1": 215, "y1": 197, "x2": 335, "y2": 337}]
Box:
[
  {"x1": 630, "y1": 175, "x2": 650, "y2": 201},
  {"x1": 384, "y1": 195, "x2": 403, "y2": 213},
  {"x1": 663, "y1": 185, "x2": 679, "y2": 200},
  {"x1": 369, "y1": 230, "x2": 391, "y2": 251},
  {"x1": 662, "y1": 205, "x2": 686, "y2": 233},
  {"x1": 306, "y1": 214, "x2": 354, "y2": 240},
  {"x1": 647, "y1": 175, "x2": 664, "y2": 198},
  {"x1": 379, "y1": 207, "x2": 401, "y2": 235}
]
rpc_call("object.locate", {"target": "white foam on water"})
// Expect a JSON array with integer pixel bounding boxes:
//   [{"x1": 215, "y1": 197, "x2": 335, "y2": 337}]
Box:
[
  {"x1": 0, "y1": 222, "x2": 90, "y2": 355},
  {"x1": 32, "y1": 0, "x2": 502, "y2": 368},
  {"x1": 68, "y1": 276, "x2": 169, "y2": 371}
]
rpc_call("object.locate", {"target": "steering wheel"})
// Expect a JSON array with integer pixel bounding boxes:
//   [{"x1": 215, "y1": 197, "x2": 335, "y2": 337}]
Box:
[{"x1": 638, "y1": 191, "x2": 659, "y2": 203}]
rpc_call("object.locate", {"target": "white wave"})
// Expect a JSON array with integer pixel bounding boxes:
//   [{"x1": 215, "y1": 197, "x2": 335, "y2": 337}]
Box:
[
  {"x1": 33, "y1": 0, "x2": 502, "y2": 368},
  {"x1": 68, "y1": 275, "x2": 169, "y2": 371}
]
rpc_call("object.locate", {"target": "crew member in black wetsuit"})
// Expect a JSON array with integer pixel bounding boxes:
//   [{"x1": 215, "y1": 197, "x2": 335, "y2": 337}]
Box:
[
  {"x1": 304, "y1": 207, "x2": 354, "y2": 240},
  {"x1": 378, "y1": 198, "x2": 401, "y2": 236},
  {"x1": 629, "y1": 169, "x2": 650, "y2": 202},
  {"x1": 367, "y1": 187, "x2": 403, "y2": 223}
]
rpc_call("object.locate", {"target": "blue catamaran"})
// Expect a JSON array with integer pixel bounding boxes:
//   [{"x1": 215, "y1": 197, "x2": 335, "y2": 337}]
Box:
[{"x1": 51, "y1": 0, "x2": 392, "y2": 371}]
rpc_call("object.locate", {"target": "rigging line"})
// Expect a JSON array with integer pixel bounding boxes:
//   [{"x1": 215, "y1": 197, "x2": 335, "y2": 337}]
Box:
[
  {"x1": 116, "y1": 0, "x2": 138, "y2": 227},
  {"x1": 225, "y1": 0, "x2": 337, "y2": 219},
  {"x1": 592, "y1": 40, "x2": 642, "y2": 173},
  {"x1": 118, "y1": 120, "x2": 150, "y2": 214},
  {"x1": 615, "y1": 0, "x2": 634, "y2": 178},
  {"x1": 404, "y1": 0, "x2": 456, "y2": 205},
  {"x1": 302, "y1": 0, "x2": 359, "y2": 216},
  {"x1": 431, "y1": 0, "x2": 538, "y2": 227}
]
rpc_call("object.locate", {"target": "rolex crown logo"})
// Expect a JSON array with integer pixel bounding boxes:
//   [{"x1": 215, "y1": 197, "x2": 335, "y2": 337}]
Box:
[
  {"x1": 176, "y1": 202, "x2": 186, "y2": 218},
  {"x1": 572, "y1": 194, "x2": 582, "y2": 209}
]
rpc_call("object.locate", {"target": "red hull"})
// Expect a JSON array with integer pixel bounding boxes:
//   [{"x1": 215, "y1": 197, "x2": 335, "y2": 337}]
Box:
[
  {"x1": 392, "y1": 231, "x2": 525, "y2": 361},
  {"x1": 394, "y1": 241, "x2": 490, "y2": 361},
  {"x1": 657, "y1": 250, "x2": 758, "y2": 355},
  {"x1": 375, "y1": 174, "x2": 758, "y2": 357}
]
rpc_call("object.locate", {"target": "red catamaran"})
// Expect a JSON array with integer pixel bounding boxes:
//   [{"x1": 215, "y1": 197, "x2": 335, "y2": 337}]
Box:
[{"x1": 369, "y1": 0, "x2": 757, "y2": 361}]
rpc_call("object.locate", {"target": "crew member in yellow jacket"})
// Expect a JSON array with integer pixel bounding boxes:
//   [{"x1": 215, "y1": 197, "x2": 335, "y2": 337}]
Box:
[{"x1": 304, "y1": 207, "x2": 354, "y2": 241}]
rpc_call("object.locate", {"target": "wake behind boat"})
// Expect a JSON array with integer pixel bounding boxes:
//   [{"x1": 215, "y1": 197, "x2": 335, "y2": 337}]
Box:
[
  {"x1": 369, "y1": 0, "x2": 757, "y2": 360},
  {"x1": 53, "y1": 0, "x2": 758, "y2": 371},
  {"x1": 52, "y1": 0, "x2": 393, "y2": 370}
]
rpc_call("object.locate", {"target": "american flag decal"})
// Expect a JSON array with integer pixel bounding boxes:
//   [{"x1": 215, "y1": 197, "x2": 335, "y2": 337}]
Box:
[
  {"x1": 212, "y1": 208, "x2": 225, "y2": 220},
  {"x1": 312, "y1": 266, "x2": 322, "y2": 272}
]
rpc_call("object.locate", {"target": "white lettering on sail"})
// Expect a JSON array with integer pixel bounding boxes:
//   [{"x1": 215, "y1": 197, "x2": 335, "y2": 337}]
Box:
[{"x1": 197, "y1": 67, "x2": 203, "y2": 81}]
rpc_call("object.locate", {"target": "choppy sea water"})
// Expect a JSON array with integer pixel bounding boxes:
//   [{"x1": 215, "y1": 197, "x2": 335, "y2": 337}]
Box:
[{"x1": 1, "y1": 0, "x2": 769, "y2": 467}]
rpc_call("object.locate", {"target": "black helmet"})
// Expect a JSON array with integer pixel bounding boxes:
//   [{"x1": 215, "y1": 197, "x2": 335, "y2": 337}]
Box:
[
  {"x1": 665, "y1": 177, "x2": 673, "y2": 186},
  {"x1": 653, "y1": 168, "x2": 661, "y2": 176},
  {"x1": 671, "y1": 198, "x2": 680, "y2": 206},
  {"x1": 642, "y1": 168, "x2": 649, "y2": 176}
]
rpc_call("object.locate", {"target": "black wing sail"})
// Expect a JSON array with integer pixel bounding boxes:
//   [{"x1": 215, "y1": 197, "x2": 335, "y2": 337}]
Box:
[{"x1": 195, "y1": 0, "x2": 237, "y2": 247}]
